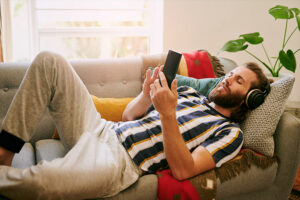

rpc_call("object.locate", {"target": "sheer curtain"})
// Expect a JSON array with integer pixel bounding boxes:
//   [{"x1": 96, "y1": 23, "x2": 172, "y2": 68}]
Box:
[
  {"x1": 0, "y1": 0, "x2": 13, "y2": 62},
  {"x1": 0, "y1": 1, "x2": 3, "y2": 62}
]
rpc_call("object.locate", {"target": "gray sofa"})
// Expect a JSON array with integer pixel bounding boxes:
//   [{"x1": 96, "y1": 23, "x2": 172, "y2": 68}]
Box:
[{"x1": 0, "y1": 53, "x2": 299, "y2": 200}]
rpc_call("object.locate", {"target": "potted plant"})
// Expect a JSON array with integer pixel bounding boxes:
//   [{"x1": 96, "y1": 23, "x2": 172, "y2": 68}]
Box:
[{"x1": 219, "y1": 5, "x2": 300, "y2": 77}]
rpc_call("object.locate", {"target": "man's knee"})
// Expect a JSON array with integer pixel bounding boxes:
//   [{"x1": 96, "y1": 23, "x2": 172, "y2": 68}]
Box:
[{"x1": 31, "y1": 51, "x2": 69, "y2": 72}]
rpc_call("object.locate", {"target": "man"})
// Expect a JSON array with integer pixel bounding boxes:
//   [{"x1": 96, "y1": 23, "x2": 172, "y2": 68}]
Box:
[{"x1": 0, "y1": 51, "x2": 269, "y2": 199}]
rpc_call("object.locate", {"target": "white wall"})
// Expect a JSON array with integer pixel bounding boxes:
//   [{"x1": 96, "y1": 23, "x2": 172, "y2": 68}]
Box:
[{"x1": 163, "y1": 0, "x2": 300, "y2": 102}]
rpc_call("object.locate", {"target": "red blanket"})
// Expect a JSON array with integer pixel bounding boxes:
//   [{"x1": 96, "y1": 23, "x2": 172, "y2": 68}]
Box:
[{"x1": 157, "y1": 169, "x2": 201, "y2": 200}]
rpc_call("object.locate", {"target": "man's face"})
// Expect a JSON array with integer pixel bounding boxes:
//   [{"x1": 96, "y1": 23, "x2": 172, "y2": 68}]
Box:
[{"x1": 209, "y1": 66, "x2": 258, "y2": 108}]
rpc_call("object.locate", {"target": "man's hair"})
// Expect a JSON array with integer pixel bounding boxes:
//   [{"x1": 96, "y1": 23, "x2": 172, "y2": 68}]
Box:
[{"x1": 231, "y1": 62, "x2": 270, "y2": 123}]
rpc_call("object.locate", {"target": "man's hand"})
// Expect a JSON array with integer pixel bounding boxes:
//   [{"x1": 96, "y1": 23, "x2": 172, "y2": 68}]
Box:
[
  {"x1": 143, "y1": 66, "x2": 163, "y2": 99},
  {"x1": 150, "y1": 72, "x2": 178, "y2": 117},
  {"x1": 122, "y1": 66, "x2": 164, "y2": 121}
]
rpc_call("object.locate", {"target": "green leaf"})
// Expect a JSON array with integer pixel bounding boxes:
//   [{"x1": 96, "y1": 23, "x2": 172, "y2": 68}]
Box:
[
  {"x1": 279, "y1": 49, "x2": 296, "y2": 72},
  {"x1": 296, "y1": 14, "x2": 300, "y2": 30},
  {"x1": 239, "y1": 32, "x2": 264, "y2": 44},
  {"x1": 219, "y1": 39, "x2": 248, "y2": 53},
  {"x1": 269, "y1": 5, "x2": 294, "y2": 19},
  {"x1": 291, "y1": 8, "x2": 300, "y2": 30},
  {"x1": 291, "y1": 8, "x2": 300, "y2": 15}
]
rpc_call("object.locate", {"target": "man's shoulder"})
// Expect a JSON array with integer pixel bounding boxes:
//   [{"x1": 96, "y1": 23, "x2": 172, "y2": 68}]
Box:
[
  {"x1": 177, "y1": 86, "x2": 205, "y2": 96},
  {"x1": 177, "y1": 86, "x2": 207, "y2": 102}
]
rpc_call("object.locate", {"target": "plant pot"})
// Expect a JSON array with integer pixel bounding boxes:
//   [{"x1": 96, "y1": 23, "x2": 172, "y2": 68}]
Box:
[{"x1": 264, "y1": 72, "x2": 289, "y2": 83}]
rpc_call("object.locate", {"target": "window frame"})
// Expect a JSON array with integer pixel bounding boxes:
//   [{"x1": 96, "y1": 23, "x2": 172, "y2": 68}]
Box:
[
  {"x1": 1, "y1": 0, "x2": 163, "y2": 61},
  {"x1": 27, "y1": 0, "x2": 163, "y2": 60}
]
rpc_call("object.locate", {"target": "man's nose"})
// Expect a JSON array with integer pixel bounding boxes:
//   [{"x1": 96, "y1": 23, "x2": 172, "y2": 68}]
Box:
[{"x1": 224, "y1": 76, "x2": 233, "y2": 86}]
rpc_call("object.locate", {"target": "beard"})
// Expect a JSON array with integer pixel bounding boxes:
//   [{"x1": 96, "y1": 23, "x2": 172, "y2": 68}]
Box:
[{"x1": 209, "y1": 86, "x2": 245, "y2": 108}]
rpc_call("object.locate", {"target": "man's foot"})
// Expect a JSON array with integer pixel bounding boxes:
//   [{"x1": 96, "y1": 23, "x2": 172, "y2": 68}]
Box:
[{"x1": 0, "y1": 146, "x2": 14, "y2": 166}]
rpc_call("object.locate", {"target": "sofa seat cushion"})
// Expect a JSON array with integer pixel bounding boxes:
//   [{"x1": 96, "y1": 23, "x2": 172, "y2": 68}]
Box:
[
  {"x1": 35, "y1": 139, "x2": 67, "y2": 163},
  {"x1": 216, "y1": 150, "x2": 278, "y2": 199},
  {"x1": 97, "y1": 175, "x2": 158, "y2": 200},
  {"x1": 12, "y1": 142, "x2": 35, "y2": 169}
]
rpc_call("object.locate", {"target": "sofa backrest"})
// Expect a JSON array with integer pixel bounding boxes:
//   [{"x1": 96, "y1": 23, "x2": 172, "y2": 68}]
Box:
[
  {"x1": 0, "y1": 55, "x2": 237, "y2": 144},
  {"x1": 71, "y1": 57, "x2": 143, "y2": 98}
]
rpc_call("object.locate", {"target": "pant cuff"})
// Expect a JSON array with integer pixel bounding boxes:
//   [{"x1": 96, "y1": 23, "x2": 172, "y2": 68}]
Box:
[{"x1": 0, "y1": 130, "x2": 25, "y2": 153}]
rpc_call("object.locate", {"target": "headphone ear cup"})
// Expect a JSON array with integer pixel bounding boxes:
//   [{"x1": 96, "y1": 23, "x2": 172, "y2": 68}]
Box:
[{"x1": 246, "y1": 89, "x2": 265, "y2": 110}]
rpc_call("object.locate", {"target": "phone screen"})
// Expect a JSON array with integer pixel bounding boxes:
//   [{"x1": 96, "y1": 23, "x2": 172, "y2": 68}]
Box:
[{"x1": 162, "y1": 50, "x2": 182, "y2": 88}]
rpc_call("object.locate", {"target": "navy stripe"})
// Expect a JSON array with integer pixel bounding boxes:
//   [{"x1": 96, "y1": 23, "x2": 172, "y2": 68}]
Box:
[
  {"x1": 176, "y1": 100, "x2": 201, "y2": 111},
  {"x1": 177, "y1": 86, "x2": 206, "y2": 99},
  {"x1": 212, "y1": 131, "x2": 243, "y2": 164},
  {"x1": 115, "y1": 115, "x2": 160, "y2": 135},
  {"x1": 148, "y1": 159, "x2": 169, "y2": 173},
  {"x1": 201, "y1": 129, "x2": 232, "y2": 148},
  {"x1": 177, "y1": 110, "x2": 212, "y2": 125},
  {"x1": 177, "y1": 86, "x2": 190, "y2": 92},
  {"x1": 122, "y1": 125, "x2": 162, "y2": 150},
  {"x1": 145, "y1": 104, "x2": 155, "y2": 114},
  {"x1": 132, "y1": 141, "x2": 164, "y2": 167},
  {"x1": 213, "y1": 123, "x2": 240, "y2": 135},
  {"x1": 181, "y1": 118, "x2": 227, "y2": 142}
]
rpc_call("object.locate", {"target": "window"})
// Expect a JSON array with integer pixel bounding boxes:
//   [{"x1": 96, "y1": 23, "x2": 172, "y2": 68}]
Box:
[{"x1": 4, "y1": 0, "x2": 163, "y2": 61}]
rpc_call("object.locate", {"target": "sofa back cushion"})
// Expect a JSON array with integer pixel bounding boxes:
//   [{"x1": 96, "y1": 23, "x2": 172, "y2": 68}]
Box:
[{"x1": 71, "y1": 57, "x2": 143, "y2": 98}]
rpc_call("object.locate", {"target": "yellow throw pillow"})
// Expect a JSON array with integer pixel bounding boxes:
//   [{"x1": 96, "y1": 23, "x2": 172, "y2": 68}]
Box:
[{"x1": 52, "y1": 95, "x2": 134, "y2": 139}]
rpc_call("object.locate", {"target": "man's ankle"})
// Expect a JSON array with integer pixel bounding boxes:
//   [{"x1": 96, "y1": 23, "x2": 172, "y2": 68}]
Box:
[{"x1": 0, "y1": 146, "x2": 14, "y2": 166}]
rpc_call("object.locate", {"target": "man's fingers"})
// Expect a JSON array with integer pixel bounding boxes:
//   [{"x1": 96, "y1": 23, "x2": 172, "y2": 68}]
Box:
[
  {"x1": 145, "y1": 69, "x2": 151, "y2": 82},
  {"x1": 150, "y1": 83, "x2": 156, "y2": 97},
  {"x1": 151, "y1": 67, "x2": 159, "y2": 81},
  {"x1": 154, "y1": 79, "x2": 162, "y2": 89},
  {"x1": 159, "y1": 72, "x2": 168, "y2": 88},
  {"x1": 159, "y1": 65, "x2": 164, "y2": 72},
  {"x1": 171, "y1": 79, "x2": 178, "y2": 94}
]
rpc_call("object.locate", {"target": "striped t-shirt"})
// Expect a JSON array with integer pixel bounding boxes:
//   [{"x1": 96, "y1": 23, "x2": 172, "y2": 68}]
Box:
[{"x1": 112, "y1": 86, "x2": 243, "y2": 173}]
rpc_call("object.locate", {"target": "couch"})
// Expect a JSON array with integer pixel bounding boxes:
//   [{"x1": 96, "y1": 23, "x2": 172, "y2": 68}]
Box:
[{"x1": 0, "y1": 52, "x2": 299, "y2": 200}]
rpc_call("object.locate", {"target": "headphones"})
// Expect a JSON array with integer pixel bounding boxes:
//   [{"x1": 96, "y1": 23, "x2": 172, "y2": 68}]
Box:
[{"x1": 245, "y1": 83, "x2": 270, "y2": 110}]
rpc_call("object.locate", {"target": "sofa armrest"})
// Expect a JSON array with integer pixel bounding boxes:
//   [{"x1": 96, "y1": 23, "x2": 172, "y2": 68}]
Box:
[{"x1": 273, "y1": 112, "x2": 300, "y2": 197}]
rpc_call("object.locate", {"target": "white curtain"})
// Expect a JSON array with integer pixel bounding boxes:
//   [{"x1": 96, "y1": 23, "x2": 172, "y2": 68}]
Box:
[
  {"x1": 0, "y1": 1, "x2": 3, "y2": 62},
  {"x1": 0, "y1": 0, "x2": 13, "y2": 62}
]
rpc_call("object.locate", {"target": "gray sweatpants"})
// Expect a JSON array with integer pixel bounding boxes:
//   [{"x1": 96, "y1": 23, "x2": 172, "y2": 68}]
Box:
[{"x1": 0, "y1": 51, "x2": 141, "y2": 200}]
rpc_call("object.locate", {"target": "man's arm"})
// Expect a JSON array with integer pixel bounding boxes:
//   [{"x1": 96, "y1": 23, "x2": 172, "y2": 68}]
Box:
[
  {"x1": 122, "y1": 66, "x2": 163, "y2": 121},
  {"x1": 150, "y1": 72, "x2": 215, "y2": 180}
]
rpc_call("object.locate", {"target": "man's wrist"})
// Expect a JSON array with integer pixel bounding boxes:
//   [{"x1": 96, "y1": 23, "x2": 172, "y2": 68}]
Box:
[
  {"x1": 141, "y1": 92, "x2": 152, "y2": 105},
  {"x1": 160, "y1": 111, "x2": 177, "y2": 121}
]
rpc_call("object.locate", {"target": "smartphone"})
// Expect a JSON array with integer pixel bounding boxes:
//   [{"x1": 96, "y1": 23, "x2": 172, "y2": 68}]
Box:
[{"x1": 162, "y1": 50, "x2": 182, "y2": 88}]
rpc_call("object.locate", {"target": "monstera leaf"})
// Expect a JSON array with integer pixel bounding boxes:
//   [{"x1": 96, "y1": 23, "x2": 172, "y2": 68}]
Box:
[
  {"x1": 279, "y1": 49, "x2": 296, "y2": 72},
  {"x1": 291, "y1": 8, "x2": 300, "y2": 30},
  {"x1": 240, "y1": 32, "x2": 264, "y2": 45},
  {"x1": 219, "y1": 39, "x2": 248, "y2": 53},
  {"x1": 269, "y1": 5, "x2": 294, "y2": 19}
]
